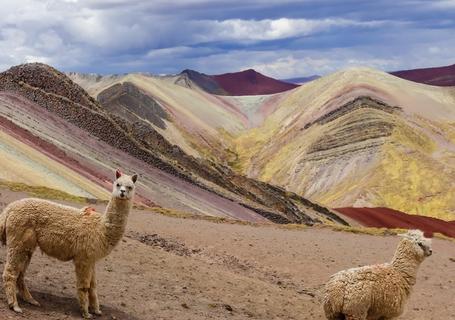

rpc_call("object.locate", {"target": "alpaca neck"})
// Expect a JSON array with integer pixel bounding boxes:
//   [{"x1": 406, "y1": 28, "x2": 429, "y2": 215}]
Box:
[
  {"x1": 102, "y1": 198, "x2": 131, "y2": 247},
  {"x1": 391, "y1": 241, "x2": 422, "y2": 287}
]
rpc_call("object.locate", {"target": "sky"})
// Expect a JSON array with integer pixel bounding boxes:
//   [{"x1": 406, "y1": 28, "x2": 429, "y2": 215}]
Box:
[{"x1": 0, "y1": 0, "x2": 454, "y2": 78}]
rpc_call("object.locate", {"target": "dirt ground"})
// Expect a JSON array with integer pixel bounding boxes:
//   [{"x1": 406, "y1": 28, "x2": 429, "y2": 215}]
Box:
[{"x1": 0, "y1": 189, "x2": 455, "y2": 320}]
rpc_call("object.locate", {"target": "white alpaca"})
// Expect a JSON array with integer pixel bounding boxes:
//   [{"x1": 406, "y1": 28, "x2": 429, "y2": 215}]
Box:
[
  {"x1": 323, "y1": 230, "x2": 432, "y2": 320},
  {"x1": 0, "y1": 169, "x2": 137, "y2": 318}
]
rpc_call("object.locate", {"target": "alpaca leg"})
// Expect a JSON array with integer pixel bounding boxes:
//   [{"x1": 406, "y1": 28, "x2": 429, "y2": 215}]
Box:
[
  {"x1": 3, "y1": 250, "x2": 31, "y2": 313},
  {"x1": 75, "y1": 261, "x2": 94, "y2": 319},
  {"x1": 88, "y1": 266, "x2": 101, "y2": 316},
  {"x1": 17, "y1": 252, "x2": 40, "y2": 306}
]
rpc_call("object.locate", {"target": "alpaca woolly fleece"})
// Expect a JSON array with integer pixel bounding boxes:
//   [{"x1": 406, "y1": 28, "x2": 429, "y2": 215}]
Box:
[
  {"x1": 322, "y1": 230, "x2": 432, "y2": 320},
  {"x1": 0, "y1": 170, "x2": 137, "y2": 318}
]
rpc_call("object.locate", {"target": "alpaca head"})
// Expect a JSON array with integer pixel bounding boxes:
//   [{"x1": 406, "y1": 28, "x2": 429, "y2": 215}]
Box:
[
  {"x1": 112, "y1": 169, "x2": 138, "y2": 201},
  {"x1": 399, "y1": 229, "x2": 432, "y2": 260}
]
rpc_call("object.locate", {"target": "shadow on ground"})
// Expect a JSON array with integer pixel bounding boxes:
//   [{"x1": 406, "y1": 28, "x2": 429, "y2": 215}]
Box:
[{"x1": 0, "y1": 289, "x2": 139, "y2": 320}]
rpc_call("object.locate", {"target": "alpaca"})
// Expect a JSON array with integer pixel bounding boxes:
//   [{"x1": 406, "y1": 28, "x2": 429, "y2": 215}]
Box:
[
  {"x1": 0, "y1": 169, "x2": 137, "y2": 318},
  {"x1": 322, "y1": 230, "x2": 432, "y2": 320}
]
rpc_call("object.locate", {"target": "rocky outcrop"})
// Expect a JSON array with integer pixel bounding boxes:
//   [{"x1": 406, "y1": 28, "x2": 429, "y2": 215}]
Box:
[
  {"x1": 303, "y1": 96, "x2": 400, "y2": 129},
  {"x1": 176, "y1": 70, "x2": 227, "y2": 95},
  {"x1": 305, "y1": 97, "x2": 398, "y2": 157},
  {"x1": 98, "y1": 82, "x2": 169, "y2": 129}
]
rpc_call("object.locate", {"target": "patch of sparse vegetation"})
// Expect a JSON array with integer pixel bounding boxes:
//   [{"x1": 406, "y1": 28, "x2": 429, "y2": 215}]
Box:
[{"x1": 0, "y1": 179, "x2": 102, "y2": 204}]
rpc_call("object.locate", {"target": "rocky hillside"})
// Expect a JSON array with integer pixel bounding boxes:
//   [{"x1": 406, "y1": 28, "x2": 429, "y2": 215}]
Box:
[
  {"x1": 234, "y1": 68, "x2": 455, "y2": 219},
  {"x1": 0, "y1": 63, "x2": 347, "y2": 225}
]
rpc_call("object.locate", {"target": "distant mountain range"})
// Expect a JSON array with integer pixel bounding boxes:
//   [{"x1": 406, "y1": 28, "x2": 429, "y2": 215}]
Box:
[
  {"x1": 281, "y1": 75, "x2": 321, "y2": 84},
  {"x1": 391, "y1": 63, "x2": 455, "y2": 86},
  {"x1": 176, "y1": 62, "x2": 455, "y2": 97},
  {"x1": 283, "y1": 63, "x2": 455, "y2": 87}
]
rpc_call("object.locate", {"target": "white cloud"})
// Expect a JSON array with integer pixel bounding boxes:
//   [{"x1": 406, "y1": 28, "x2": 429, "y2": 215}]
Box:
[
  {"x1": 251, "y1": 56, "x2": 332, "y2": 78},
  {"x1": 236, "y1": 51, "x2": 402, "y2": 78},
  {"x1": 429, "y1": 0, "x2": 455, "y2": 8},
  {"x1": 195, "y1": 18, "x2": 387, "y2": 42},
  {"x1": 146, "y1": 46, "x2": 193, "y2": 59},
  {"x1": 24, "y1": 55, "x2": 51, "y2": 64}
]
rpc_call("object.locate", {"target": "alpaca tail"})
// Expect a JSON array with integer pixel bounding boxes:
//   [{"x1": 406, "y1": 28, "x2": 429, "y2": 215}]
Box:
[{"x1": 0, "y1": 205, "x2": 9, "y2": 245}]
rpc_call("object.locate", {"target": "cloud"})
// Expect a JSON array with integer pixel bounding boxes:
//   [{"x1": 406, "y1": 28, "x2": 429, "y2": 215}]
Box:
[
  {"x1": 193, "y1": 18, "x2": 387, "y2": 43},
  {"x1": 428, "y1": 0, "x2": 455, "y2": 8}
]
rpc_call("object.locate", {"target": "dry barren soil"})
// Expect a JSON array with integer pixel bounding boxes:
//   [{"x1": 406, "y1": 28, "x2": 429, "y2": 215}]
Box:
[{"x1": 0, "y1": 189, "x2": 454, "y2": 320}]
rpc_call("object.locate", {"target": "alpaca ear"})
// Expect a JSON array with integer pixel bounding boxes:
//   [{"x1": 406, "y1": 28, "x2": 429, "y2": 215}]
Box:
[
  {"x1": 131, "y1": 174, "x2": 138, "y2": 183},
  {"x1": 116, "y1": 169, "x2": 122, "y2": 179}
]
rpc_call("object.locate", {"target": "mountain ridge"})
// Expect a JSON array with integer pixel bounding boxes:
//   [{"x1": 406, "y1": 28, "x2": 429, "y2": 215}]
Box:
[
  {"x1": 391, "y1": 63, "x2": 455, "y2": 86},
  {"x1": 176, "y1": 68, "x2": 299, "y2": 96},
  {"x1": 0, "y1": 62, "x2": 347, "y2": 225}
]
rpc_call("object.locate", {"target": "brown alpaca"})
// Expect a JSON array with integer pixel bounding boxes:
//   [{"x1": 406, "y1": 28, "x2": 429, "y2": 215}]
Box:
[{"x1": 0, "y1": 169, "x2": 137, "y2": 318}]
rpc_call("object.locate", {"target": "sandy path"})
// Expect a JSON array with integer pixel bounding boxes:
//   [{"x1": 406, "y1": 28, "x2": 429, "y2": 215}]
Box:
[{"x1": 0, "y1": 190, "x2": 454, "y2": 319}]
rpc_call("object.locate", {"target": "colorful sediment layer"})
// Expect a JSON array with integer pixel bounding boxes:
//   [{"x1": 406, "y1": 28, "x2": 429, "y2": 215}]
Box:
[
  {"x1": 0, "y1": 63, "x2": 346, "y2": 225},
  {"x1": 234, "y1": 68, "x2": 455, "y2": 220},
  {"x1": 336, "y1": 207, "x2": 455, "y2": 238},
  {"x1": 69, "y1": 65, "x2": 455, "y2": 221}
]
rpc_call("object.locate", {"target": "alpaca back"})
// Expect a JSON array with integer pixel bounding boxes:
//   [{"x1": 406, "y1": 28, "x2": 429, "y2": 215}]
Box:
[{"x1": 324, "y1": 263, "x2": 409, "y2": 319}]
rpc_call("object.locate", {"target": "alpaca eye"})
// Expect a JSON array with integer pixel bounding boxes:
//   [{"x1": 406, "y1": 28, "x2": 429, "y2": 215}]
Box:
[
  {"x1": 418, "y1": 243, "x2": 424, "y2": 248},
  {"x1": 116, "y1": 183, "x2": 121, "y2": 187},
  {"x1": 127, "y1": 186, "x2": 132, "y2": 190}
]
